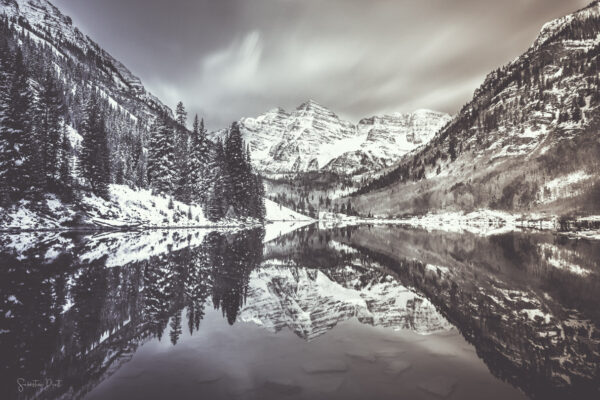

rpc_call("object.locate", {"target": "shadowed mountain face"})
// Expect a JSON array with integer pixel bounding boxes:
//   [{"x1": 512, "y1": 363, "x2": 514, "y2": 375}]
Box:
[
  {"x1": 0, "y1": 0, "x2": 170, "y2": 118},
  {"x1": 354, "y1": 2, "x2": 600, "y2": 216},
  {"x1": 1, "y1": 226, "x2": 599, "y2": 399}
]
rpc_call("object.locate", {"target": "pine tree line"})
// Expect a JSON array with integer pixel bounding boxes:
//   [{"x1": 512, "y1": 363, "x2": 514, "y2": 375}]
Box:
[
  {"x1": 0, "y1": 16, "x2": 117, "y2": 203},
  {"x1": 0, "y1": 17, "x2": 73, "y2": 206},
  {"x1": 79, "y1": 92, "x2": 110, "y2": 198},
  {"x1": 148, "y1": 111, "x2": 265, "y2": 222},
  {"x1": 0, "y1": 15, "x2": 267, "y2": 222}
]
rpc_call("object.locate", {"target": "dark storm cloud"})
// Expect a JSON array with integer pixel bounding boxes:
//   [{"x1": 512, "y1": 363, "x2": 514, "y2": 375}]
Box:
[{"x1": 52, "y1": 0, "x2": 591, "y2": 129}]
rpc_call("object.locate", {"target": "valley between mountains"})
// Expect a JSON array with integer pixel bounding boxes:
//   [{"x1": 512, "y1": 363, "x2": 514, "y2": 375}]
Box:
[{"x1": 0, "y1": 0, "x2": 599, "y2": 235}]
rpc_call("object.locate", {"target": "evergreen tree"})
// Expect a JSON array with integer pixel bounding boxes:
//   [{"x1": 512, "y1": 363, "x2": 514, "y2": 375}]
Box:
[
  {"x1": 38, "y1": 69, "x2": 64, "y2": 190},
  {"x1": 58, "y1": 126, "x2": 74, "y2": 201},
  {"x1": 3, "y1": 48, "x2": 43, "y2": 202},
  {"x1": 175, "y1": 101, "x2": 187, "y2": 128},
  {"x1": 148, "y1": 113, "x2": 175, "y2": 195},
  {"x1": 242, "y1": 148, "x2": 266, "y2": 220},
  {"x1": 169, "y1": 309, "x2": 183, "y2": 345},
  {"x1": 186, "y1": 115, "x2": 209, "y2": 204},
  {"x1": 448, "y1": 134, "x2": 458, "y2": 161},
  {"x1": 173, "y1": 101, "x2": 190, "y2": 201},
  {"x1": 224, "y1": 122, "x2": 249, "y2": 216},
  {"x1": 248, "y1": 174, "x2": 266, "y2": 220},
  {"x1": 80, "y1": 92, "x2": 110, "y2": 198},
  {"x1": 204, "y1": 140, "x2": 227, "y2": 221}
]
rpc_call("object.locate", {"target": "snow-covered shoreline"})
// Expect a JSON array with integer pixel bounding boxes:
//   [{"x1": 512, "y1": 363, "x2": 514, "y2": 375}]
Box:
[
  {"x1": 0, "y1": 184, "x2": 312, "y2": 232},
  {"x1": 318, "y1": 210, "x2": 600, "y2": 239},
  {"x1": 0, "y1": 221, "x2": 316, "y2": 267}
]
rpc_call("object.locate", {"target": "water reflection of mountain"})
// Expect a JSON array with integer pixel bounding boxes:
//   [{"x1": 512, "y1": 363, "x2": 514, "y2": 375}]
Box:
[
  {"x1": 246, "y1": 226, "x2": 452, "y2": 339},
  {"x1": 330, "y1": 226, "x2": 600, "y2": 400},
  {"x1": 241, "y1": 265, "x2": 452, "y2": 340},
  {"x1": 1, "y1": 225, "x2": 599, "y2": 399}
]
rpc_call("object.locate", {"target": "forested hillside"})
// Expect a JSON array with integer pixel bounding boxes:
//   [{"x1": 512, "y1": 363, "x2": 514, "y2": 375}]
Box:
[
  {"x1": 350, "y1": 2, "x2": 600, "y2": 218},
  {"x1": 0, "y1": 2, "x2": 266, "y2": 228}
]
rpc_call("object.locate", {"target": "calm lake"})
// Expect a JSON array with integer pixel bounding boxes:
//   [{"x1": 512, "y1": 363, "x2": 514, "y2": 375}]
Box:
[{"x1": 1, "y1": 224, "x2": 599, "y2": 399}]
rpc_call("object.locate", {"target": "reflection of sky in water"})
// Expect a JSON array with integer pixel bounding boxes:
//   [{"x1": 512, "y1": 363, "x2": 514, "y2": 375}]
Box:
[{"x1": 87, "y1": 307, "x2": 526, "y2": 400}]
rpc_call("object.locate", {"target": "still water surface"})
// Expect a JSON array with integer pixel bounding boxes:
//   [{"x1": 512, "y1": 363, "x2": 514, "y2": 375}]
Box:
[{"x1": 1, "y1": 224, "x2": 599, "y2": 399}]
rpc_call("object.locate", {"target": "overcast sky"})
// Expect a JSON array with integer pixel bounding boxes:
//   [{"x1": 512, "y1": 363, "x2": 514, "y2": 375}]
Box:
[{"x1": 52, "y1": 0, "x2": 589, "y2": 129}]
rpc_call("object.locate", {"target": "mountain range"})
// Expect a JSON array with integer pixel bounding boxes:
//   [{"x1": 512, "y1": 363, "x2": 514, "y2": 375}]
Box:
[
  {"x1": 209, "y1": 100, "x2": 451, "y2": 176},
  {"x1": 205, "y1": 2, "x2": 600, "y2": 219}
]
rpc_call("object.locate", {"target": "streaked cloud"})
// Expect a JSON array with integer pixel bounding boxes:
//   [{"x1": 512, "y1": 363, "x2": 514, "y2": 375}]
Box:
[{"x1": 53, "y1": 0, "x2": 591, "y2": 129}]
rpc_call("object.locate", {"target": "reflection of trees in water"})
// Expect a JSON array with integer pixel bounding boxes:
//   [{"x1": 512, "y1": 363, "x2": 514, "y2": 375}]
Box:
[
  {"x1": 141, "y1": 229, "x2": 265, "y2": 342},
  {"x1": 210, "y1": 230, "x2": 265, "y2": 325},
  {"x1": 0, "y1": 251, "x2": 72, "y2": 396},
  {"x1": 0, "y1": 228, "x2": 265, "y2": 399}
]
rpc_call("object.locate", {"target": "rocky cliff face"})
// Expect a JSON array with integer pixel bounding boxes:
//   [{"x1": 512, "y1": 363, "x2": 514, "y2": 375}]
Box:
[
  {"x1": 210, "y1": 100, "x2": 450, "y2": 176},
  {"x1": 326, "y1": 110, "x2": 451, "y2": 174},
  {"x1": 1, "y1": 0, "x2": 171, "y2": 119}
]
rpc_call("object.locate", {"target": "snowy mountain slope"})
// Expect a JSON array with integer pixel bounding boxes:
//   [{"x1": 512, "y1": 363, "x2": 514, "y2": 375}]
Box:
[
  {"x1": 325, "y1": 109, "x2": 451, "y2": 174},
  {"x1": 0, "y1": 0, "x2": 183, "y2": 196},
  {"x1": 1, "y1": 0, "x2": 271, "y2": 229},
  {"x1": 209, "y1": 100, "x2": 450, "y2": 176},
  {"x1": 352, "y1": 1, "x2": 600, "y2": 217},
  {"x1": 0, "y1": 0, "x2": 171, "y2": 119}
]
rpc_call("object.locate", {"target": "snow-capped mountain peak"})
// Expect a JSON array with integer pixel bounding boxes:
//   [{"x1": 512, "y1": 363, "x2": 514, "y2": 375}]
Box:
[
  {"x1": 295, "y1": 98, "x2": 327, "y2": 111},
  {"x1": 210, "y1": 101, "x2": 451, "y2": 176}
]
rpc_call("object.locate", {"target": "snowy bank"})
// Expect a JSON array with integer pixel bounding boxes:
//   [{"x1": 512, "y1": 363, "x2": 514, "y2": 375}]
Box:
[
  {"x1": 0, "y1": 184, "x2": 306, "y2": 231},
  {"x1": 319, "y1": 210, "x2": 600, "y2": 238},
  {"x1": 265, "y1": 198, "x2": 313, "y2": 222},
  {"x1": 263, "y1": 220, "x2": 316, "y2": 243},
  {"x1": 0, "y1": 185, "x2": 244, "y2": 231},
  {"x1": 0, "y1": 220, "x2": 313, "y2": 265}
]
